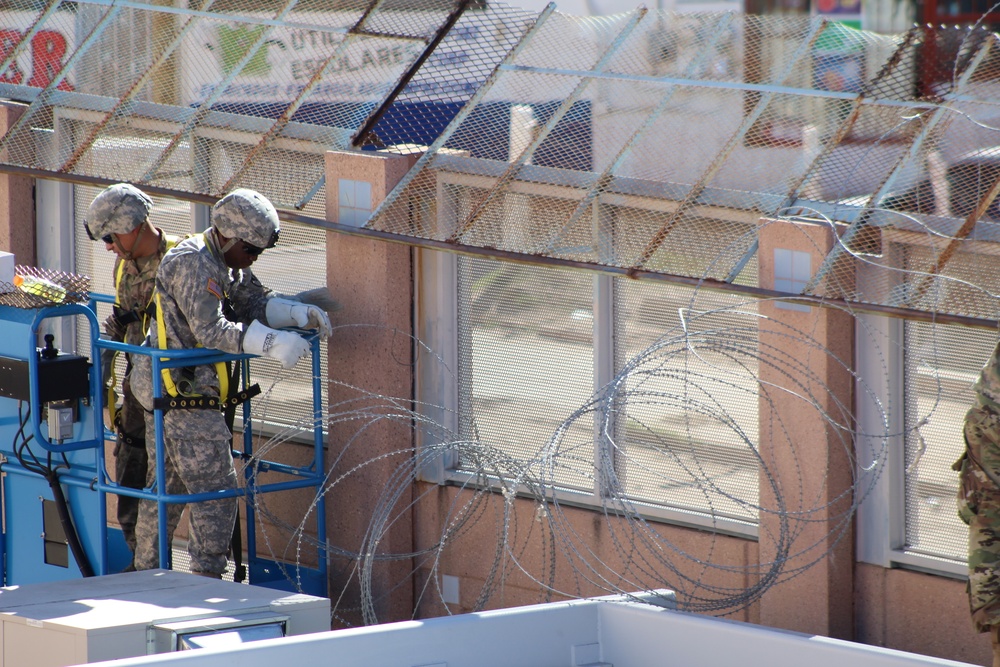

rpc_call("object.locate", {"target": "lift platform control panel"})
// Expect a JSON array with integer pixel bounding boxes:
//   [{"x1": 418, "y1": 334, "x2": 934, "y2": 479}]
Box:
[{"x1": 0, "y1": 349, "x2": 90, "y2": 403}]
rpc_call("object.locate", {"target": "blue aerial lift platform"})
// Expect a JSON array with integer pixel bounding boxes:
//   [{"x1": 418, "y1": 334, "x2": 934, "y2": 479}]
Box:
[{"x1": 0, "y1": 269, "x2": 327, "y2": 597}]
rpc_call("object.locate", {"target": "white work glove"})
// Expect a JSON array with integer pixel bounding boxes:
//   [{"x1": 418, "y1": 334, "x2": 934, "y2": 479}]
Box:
[
  {"x1": 243, "y1": 320, "x2": 309, "y2": 369},
  {"x1": 266, "y1": 297, "x2": 332, "y2": 338}
]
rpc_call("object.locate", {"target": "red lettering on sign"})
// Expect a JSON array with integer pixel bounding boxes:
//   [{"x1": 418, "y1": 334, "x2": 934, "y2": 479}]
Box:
[
  {"x1": 0, "y1": 29, "x2": 24, "y2": 84},
  {"x1": 28, "y1": 30, "x2": 72, "y2": 91}
]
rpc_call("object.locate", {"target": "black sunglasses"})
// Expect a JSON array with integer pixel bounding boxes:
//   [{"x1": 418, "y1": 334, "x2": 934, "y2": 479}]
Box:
[
  {"x1": 242, "y1": 243, "x2": 265, "y2": 257},
  {"x1": 83, "y1": 220, "x2": 115, "y2": 245}
]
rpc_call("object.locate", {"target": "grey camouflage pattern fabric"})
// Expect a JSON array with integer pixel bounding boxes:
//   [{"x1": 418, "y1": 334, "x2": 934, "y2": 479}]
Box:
[
  {"x1": 211, "y1": 188, "x2": 279, "y2": 249},
  {"x1": 131, "y1": 230, "x2": 270, "y2": 575},
  {"x1": 104, "y1": 230, "x2": 172, "y2": 558},
  {"x1": 977, "y1": 343, "x2": 1000, "y2": 415},
  {"x1": 85, "y1": 183, "x2": 153, "y2": 239},
  {"x1": 957, "y1": 344, "x2": 1000, "y2": 633},
  {"x1": 135, "y1": 408, "x2": 234, "y2": 574}
]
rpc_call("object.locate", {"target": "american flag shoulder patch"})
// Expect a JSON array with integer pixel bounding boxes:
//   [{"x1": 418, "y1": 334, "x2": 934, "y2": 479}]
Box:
[{"x1": 206, "y1": 277, "x2": 223, "y2": 300}]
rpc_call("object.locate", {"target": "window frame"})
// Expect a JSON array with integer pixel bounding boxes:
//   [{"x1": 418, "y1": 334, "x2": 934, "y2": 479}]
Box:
[
  {"x1": 415, "y1": 245, "x2": 761, "y2": 539},
  {"x1": 854, "y1": 314, "x2": 969, "y2": 579}
]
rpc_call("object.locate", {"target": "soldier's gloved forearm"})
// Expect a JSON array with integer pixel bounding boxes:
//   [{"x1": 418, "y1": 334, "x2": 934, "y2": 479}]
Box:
[
  {"x1": 243, "y1": 320, "x2": 310, "y2": 369},
  {"x1": 265, "y1": 296, "x2": 331, "y2": 338}
]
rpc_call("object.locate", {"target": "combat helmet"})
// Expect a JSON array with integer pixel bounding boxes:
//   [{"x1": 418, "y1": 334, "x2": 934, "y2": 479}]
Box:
[
  {"x1": 84, "y1": 183, "x2": 153, "y2": 241},
  {"x1": 211, "y1": 189, "x2": 280, "y2": 251}
]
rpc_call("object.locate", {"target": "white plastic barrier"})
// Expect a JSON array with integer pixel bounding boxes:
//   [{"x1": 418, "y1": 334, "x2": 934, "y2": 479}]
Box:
[{"x1": 88, "y1": 594, "x2": 976, "y2": 667}]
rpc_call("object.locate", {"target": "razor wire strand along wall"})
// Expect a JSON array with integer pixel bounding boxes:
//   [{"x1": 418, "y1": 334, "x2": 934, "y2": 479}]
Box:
[
  {"x1": 0, "y1": 0, "x2": 537, "y2": 209},
  {"x1": 238, "y1": 287, "x2": 883, "y2": 621}
]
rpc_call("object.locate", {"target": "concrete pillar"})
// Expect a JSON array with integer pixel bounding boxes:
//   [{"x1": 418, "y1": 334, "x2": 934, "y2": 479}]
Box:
[
  {"x1": 756, "y1": 216, "x2": 855, "y2": 639},
  {"x1": 324, "y1": 149, "x2": 420, "y2": 626},
  {"x1": 0, "y1": 101, "x2": 36, "y2": 265}
]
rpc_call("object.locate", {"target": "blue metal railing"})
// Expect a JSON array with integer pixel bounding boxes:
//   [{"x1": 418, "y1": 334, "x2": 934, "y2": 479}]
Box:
[{"x1": 12, "y1": 294, "x2": 328, "y2": 593}]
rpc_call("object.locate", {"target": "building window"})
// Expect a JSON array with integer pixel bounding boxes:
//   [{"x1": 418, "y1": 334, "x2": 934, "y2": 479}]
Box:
[
  {"x1": 773, "y1": 248, "x2": 810, "y2": 312},
  {"x1": 902, "y1": 320, "x2": 991, "y2": 562},
  {"x1": 435, "y1": 252, "x2": 760, "y2": 535},
  {"x1": 338, "y1": 179, "x2": 372, "y2": 228}
]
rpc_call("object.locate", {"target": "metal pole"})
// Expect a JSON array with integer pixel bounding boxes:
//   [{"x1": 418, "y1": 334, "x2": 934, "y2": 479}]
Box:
[{"x1": 348, "y1": 3, "x2": 558, "y2": 235}]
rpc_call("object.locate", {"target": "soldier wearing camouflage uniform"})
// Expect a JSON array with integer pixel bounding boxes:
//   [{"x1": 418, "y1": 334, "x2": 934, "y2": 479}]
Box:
[
  {"x1": 955, "y1": 344, "x2": 1000, "y2": 667},
  {"x1": 85, "y1": 183, "x2": 172, "y2": 567},
  {"x1": 130, "y1": 188, "x2": 331, "y2": 577}
]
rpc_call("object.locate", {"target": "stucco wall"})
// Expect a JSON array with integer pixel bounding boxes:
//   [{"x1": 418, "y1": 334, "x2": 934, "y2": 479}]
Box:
[
  {"x1": 0, "y1": 102, "x2": 35, "y2": 265},
  {"x1": 855, "y1": 563, "x2": 986, "y2": 665}
]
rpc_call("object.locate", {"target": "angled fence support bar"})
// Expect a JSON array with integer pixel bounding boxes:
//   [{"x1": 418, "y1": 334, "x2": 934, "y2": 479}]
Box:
[
  {"x1": 632, "y1": 18, "x2": 828, "y2": 271},
  {"x1": 218, "y1": 32, "x2": 358, "y2": 193},
  {"x1": 296, "y1": 174, "x2": 327, "y2": 211},
  {"x1": 0, "y1": 4, "x2": 124, "y2": 158},
  {"x1": 61, "y1": 1, "x2": 218, "y2": 174},
  {"x1": 356, "y1": 3, "x2": 558, "y2": 233},
  {"x1": 802, "y1": 37, "x2": 993, "y2": 295},
  {"x1": 448, "y1": 7, "x2": 647, "y2": 244},
  {"x1": 908, "y1": 169, "x2": 1000, "y2": 305},
  {"x1": 546, "y1": 12, "x2": 737, "y2": 256},
  {"x1": 0, "y1": 0, "x2": 64, "y2": 89},
  {"x1": 783, "y1": 27, "x2": 921, "y2": 209},
  {"x1": 140, "y1": 0, "x2": 302, "y2": 188},
  {"x1": 219, "y1": 0, "x2": 439, "y2": 192},
  {"x1": 725, "y1": 26, "x2": 921, "y2": 285},
  {"x1": 350, "y1": 0, "x2": 474, "y2": 149}
]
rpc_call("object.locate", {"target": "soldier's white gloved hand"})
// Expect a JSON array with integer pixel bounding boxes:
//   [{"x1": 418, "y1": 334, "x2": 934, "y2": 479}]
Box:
[
  {"x1": 243, "y1": 320, "x2": 309, "y2": 369},
  {"x1": 266, "y1": 297, "x2": 332, "y2": 338}
]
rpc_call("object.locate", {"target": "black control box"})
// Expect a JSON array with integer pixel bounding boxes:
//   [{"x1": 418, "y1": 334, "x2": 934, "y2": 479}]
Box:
[{"x1": 0, "y1": 351, "x2": 90, "y2": 403}]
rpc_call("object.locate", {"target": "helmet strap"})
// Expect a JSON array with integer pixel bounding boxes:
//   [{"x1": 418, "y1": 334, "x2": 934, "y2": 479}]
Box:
[
  {"x1": 214, "y1": 227, "x2": 239, "y2": 254},
  {"x1": 113, "y1": 221, "x2": 147, "y2": 263}
]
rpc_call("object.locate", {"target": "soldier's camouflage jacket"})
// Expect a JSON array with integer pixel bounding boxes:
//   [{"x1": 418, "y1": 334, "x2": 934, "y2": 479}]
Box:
[
  {"x1": 130, "y1": 231, "x2": 270, "y2": 411},
  {"x1": 956, "y1": 339, "x2": 1000, "y2": 632},
  {"x1": 104, "y1": 230, "x2": 171, "y2": 436}
]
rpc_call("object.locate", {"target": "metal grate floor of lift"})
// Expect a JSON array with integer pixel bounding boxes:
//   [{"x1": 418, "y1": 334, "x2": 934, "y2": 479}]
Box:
[{"x1": 170, "y1": 540, "x2": 244, "y2": 584}]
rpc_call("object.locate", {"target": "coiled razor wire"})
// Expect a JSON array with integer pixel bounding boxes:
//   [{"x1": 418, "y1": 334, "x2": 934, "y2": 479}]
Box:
[{"x1": 224, "y1": 295, "x2": 897, "y2": 623}]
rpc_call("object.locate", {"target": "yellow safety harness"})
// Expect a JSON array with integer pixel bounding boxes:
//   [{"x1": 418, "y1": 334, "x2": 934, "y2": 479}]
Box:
[
  {"x1": 149, "y1": 233, "x2": 260, "y2": 413},
  {"x1": 154, "y1": 290, "x2": 229, "y2": 403},
  {"x1": 106, "y1": 234, "x2": 180, "y2": 428}
]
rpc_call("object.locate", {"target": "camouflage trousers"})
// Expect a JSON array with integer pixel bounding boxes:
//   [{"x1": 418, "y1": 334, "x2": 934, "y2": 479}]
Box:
[
  {"x1": 113, "y1": 434, "x2": 147, "y2": 554},
  {"x1": 956, "y1": 405, "x2": 1000, "y2": 633},
  {"x1": 133, "y1": 407, "x2": 237, "y2": 576},
  {"x1": 113, "y1": 377, "x2": 148, "y2": 556}
]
